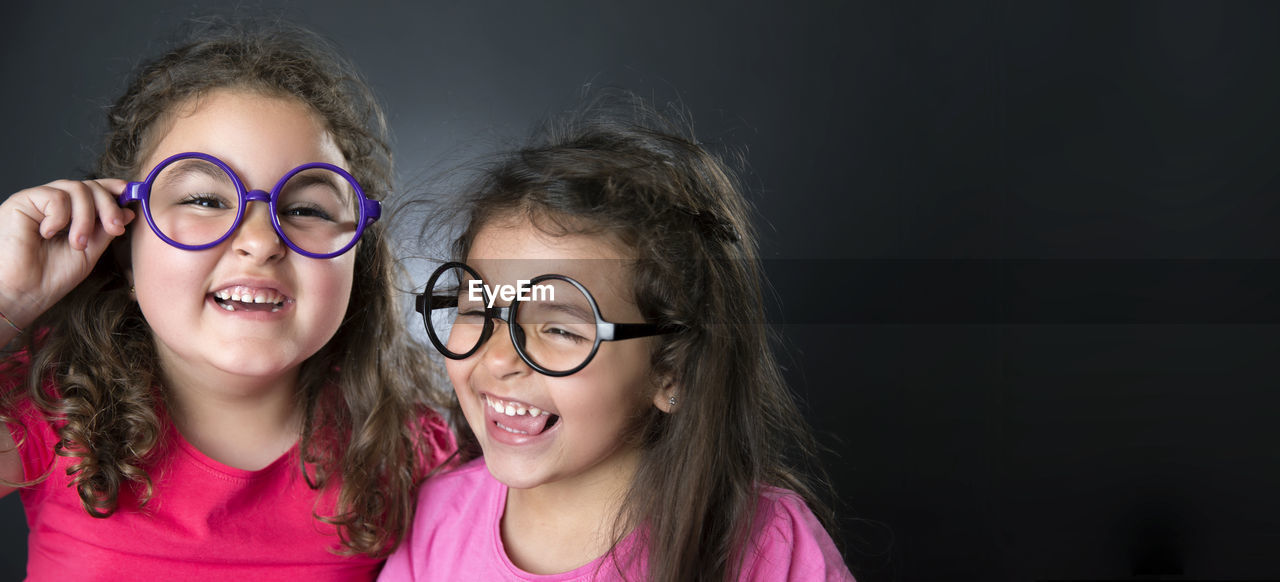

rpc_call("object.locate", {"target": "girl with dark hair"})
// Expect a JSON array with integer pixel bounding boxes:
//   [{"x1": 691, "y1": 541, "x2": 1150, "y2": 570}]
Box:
[
  {"x1": 382, "y1": 97, "x2": 853, "y2": 581},
  {"x1": 0, "y1": 24, "x2": 452, "y2": 578}
]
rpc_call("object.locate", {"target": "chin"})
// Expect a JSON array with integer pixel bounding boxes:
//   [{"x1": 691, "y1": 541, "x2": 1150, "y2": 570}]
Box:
[
  {"x1": 214, "y1": 350, "x2": 302, "y2": 380},
  {"x1": 483, "y1": 462, "x2": 549, "y2": 491}
]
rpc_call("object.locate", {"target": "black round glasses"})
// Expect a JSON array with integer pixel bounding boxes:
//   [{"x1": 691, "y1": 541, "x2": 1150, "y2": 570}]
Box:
[{"x1": 416, "y1": 262, "x2": 681, "y2": 377}]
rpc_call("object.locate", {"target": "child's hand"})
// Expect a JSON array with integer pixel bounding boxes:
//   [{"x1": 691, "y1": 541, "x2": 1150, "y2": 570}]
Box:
[{"x1": 0, "y1": 179, "x2": 135, "y2": 329}]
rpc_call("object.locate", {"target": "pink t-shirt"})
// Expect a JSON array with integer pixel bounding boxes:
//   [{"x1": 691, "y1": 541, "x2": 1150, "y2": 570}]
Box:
[
  {"x1": 378, "y1": 458, "x2": 855, "y2": 582},
  {"x1": 3, "y1": 370, "x2": 454, "y2": 581}
]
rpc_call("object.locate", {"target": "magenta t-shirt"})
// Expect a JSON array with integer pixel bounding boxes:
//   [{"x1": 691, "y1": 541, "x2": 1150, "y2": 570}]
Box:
[
  {"x1": 4, "y1": 377, "x2": 454, "y2": 581},
  {"x1": 379, "y1": 458, "x2": 855, "y2": 581}
]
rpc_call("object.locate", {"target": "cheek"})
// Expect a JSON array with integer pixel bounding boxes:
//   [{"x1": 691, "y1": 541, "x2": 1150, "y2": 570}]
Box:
[
  {"x1": 561, "y1": 364, "x2": 655, "y2": 424},
  {"x1": 596, "y1": 344, "x2": 658, "y2": 401},
  {"x1": 444, "y1": 359, "x2": 487, "y2": 429},
  {"x1": 308, "y1": 256, "x2": 356, "y2": 305},
  {"x1": 129, "y1": 233, "x2": 198, "y2": 295},
  {"x1": 444, "y1": 359, "x2": 474, "y2": 396}
]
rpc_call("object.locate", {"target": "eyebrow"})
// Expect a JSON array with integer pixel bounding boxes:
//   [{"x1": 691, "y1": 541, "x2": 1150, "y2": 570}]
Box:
[
  {"x1": 531, "y1": 300, "x2": 594, "y2": 323},
  {"x1": 281, "y1": 171, "x2": 351, "y2": 202},
  {"x1": 153, "y1": 159, "x2": 236, "y2": 188}
]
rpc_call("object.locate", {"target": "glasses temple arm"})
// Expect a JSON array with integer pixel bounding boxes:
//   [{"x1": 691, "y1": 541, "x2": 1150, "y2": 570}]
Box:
[
  {"x1": 416, "y1": 293, "x2": 461, "y2": 316},
  {"x1": 363, "y1": 199, "x2": 382, "y2": 225},
  {"x1": 601, "y1": 322, "x2": 684, "y2": 342},
  {"x1": 118, "y1": 182, "x2": 146, "y2": 206}
]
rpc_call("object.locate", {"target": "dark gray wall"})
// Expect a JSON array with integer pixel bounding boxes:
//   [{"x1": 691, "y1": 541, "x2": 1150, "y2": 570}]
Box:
[{"x1": 3, "y1": 2, "x2": 1279, "y2": 580}]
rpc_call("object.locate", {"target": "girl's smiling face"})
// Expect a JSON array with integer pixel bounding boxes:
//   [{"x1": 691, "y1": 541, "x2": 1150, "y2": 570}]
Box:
[
  {"x1": 129, "y1": 89, "x2": 355, "y2": 393},
  {"x1": 448, "y1": 216, "x2": 665, "y2": 494}
]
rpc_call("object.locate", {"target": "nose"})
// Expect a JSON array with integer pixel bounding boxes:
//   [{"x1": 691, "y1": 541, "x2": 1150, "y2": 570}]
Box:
[
  {"x1": 231, "y1": 197, "x2": 286, "y2": 262},
  {"x1": 479, "y1": 319, "x2": 529, "y2": 379}
]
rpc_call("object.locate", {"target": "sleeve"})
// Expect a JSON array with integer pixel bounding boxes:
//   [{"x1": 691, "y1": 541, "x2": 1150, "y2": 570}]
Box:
[
  {"x1": 414, "y1": 407, "x2": 458, "y2": 473},
  {"x1": 738, "y1": 489, "x2": 857, "y2": 582}
]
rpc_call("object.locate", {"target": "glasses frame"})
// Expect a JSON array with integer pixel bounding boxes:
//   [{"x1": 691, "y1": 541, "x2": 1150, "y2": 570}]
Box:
[
  {"x1": 416, "y1": 261, "x2": 679, "y2": 377},
  {"x1": 117, "y1": 151, "x2": 381, "y2": 259}
]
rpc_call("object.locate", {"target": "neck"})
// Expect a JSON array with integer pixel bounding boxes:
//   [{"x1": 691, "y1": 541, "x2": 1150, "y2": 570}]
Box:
[
  {"x1": 501, "y1": 446, "x2": 639, "y2": 574},
  {"x1": 162, "y1": 360, "x2": 304, "y2": 471}
]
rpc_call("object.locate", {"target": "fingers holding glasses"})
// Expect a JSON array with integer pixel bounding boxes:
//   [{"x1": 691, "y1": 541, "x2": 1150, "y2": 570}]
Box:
[
  {"x1": 89, "y1": 179, "x2": 135, "y2": 239},
  {"x1": 18, "y1": 179, "x2": 133, "y2": 248},
  {"x1": 0, "y1": 178, "x2": 136, "y2": 328}
]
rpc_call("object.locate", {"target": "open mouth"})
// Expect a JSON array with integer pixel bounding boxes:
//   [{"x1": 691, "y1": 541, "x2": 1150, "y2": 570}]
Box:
[
  {"x1": 484, "y1": 394, "x2": 561, "y2": 436},
  {"x1": 211, "y1": 285, "x2": 291, "y2": 313}
]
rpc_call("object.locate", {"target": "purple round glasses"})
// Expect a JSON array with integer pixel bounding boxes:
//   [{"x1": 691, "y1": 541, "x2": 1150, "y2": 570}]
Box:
[{"x1": 117, "y1": 152, "x2": 380, "y2": 259}]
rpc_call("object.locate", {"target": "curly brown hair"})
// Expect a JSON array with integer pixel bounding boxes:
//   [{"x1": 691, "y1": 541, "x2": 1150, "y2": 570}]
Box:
[
  {"x1": 0, "y1": 22, "x2": 447, "y2": 557},
  {"x1": 441, "y1": 94, "x2": 839, "y2": 580}
]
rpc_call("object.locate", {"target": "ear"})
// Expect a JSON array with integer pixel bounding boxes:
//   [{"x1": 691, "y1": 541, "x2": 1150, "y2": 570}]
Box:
[
  {"x1": 651, "y1": 372, "x2": 680, "y2": 414},
  {"x1": 111, "y1": 237, "x2": 135, "y2": 296},
  {"x1": 119, "y1": 256, "x2": 136, "y2": 301}
]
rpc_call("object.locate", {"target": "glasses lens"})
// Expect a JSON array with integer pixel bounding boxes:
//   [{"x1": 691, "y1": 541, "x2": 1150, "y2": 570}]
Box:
[
  {"x1": 277, "y1": 167, "x2": 361, "y2": 256},
  {"x1": 514, "y1": 279, "x2": 598, "y2": 373},
  {"x1": 148, "y1": 158, "x2": 240, "y2": 247},
  {"x1": 426, "y1": 265, "x2": 488, "y2": 358}
]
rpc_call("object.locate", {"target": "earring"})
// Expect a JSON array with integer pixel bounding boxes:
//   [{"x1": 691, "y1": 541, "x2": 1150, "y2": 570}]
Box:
[{"x1": 668, "y1": 395, "x2": 678, "y2": 407}]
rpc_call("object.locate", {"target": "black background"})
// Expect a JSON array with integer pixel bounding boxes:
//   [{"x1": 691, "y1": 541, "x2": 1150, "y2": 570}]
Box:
[{"x1": 3, "y1": 1, "x2": 1280, "y2": 580}]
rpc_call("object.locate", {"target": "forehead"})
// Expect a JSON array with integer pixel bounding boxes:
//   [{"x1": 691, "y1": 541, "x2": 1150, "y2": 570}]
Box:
[
  {"x1": 466, "y1": 217, "x2": 638, "y2": 312},
  {"x1": 138, "y1": 88, "x2": 345, "y2": 182}
]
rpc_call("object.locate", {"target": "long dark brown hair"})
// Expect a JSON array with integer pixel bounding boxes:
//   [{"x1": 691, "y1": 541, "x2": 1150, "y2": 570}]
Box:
[
  {"x1": 441, "y1": 95, "x2": 838, "y2": 580},
  {"x1": 0, "y1": 22, "x2": 447, "y2": 557}
]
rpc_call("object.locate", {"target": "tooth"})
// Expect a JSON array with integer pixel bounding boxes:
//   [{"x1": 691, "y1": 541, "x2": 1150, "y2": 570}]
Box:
[
  {"x1": 529, "y1": 407, "x2": 541, "y2": 416},
  {"x1": 516, "y1": 405, "x2": 526, "y2": 416},
  {"x1": 504, "y1": 404, "x2": 515, "y2": 416},
  {"x1": 220, "y1": 302, "x2": 235, "y2": 311},
  {"x1": 271, "y1": 305, "x2": 281, "y2": 313},
  {"x1": 497, "y1": 422, "x2": 528, "y2": 435}
]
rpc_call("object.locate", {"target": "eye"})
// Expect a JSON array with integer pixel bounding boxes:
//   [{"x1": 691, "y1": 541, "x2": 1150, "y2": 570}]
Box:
[
  {"x1": 543, "y1": 325, "x2": 589, "y2": 344},
  {"x1": 454, "y1": 307, "x2": 489, "y2": 325},
  {"x1": 179, "y1": 194, "x2": 231, "y2": 209},
  {"x1": 281, "y1": 203, "x2": 335, "y2": 222}
]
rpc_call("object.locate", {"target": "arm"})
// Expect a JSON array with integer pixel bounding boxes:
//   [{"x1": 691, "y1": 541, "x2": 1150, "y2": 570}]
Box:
[
  {"x1": 0, "y1": 427, "x2": 20, "y2": 498},
  {"x1": 0, "y1": 178, "x2": 133, "y2": 495}
]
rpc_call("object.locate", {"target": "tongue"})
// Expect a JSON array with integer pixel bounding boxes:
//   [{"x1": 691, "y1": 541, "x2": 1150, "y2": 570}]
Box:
[
  {"x1": 230, "y1": 300, "x2": 278, "y2": 312},
  {"x1": 495, "y1": 412, "x2": 556, "y2": 436}
]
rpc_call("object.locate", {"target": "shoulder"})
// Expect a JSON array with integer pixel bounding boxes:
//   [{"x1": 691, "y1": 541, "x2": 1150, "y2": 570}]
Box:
[
  {"x1": 416, "y1": 457, "x2": 492, "y2": 504},
  {"x1": 382, "y1": 459, "x2": 501, "y2": 582},
  {"x1": 739, "y1": 487, "x2": 856, "y2": 582},
  {"x1": 409, "y1": 458, "x2": 498, "y2": 532},
  {"x1": 410, "y1": 458, "x2": 499, "y2": 538}
]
